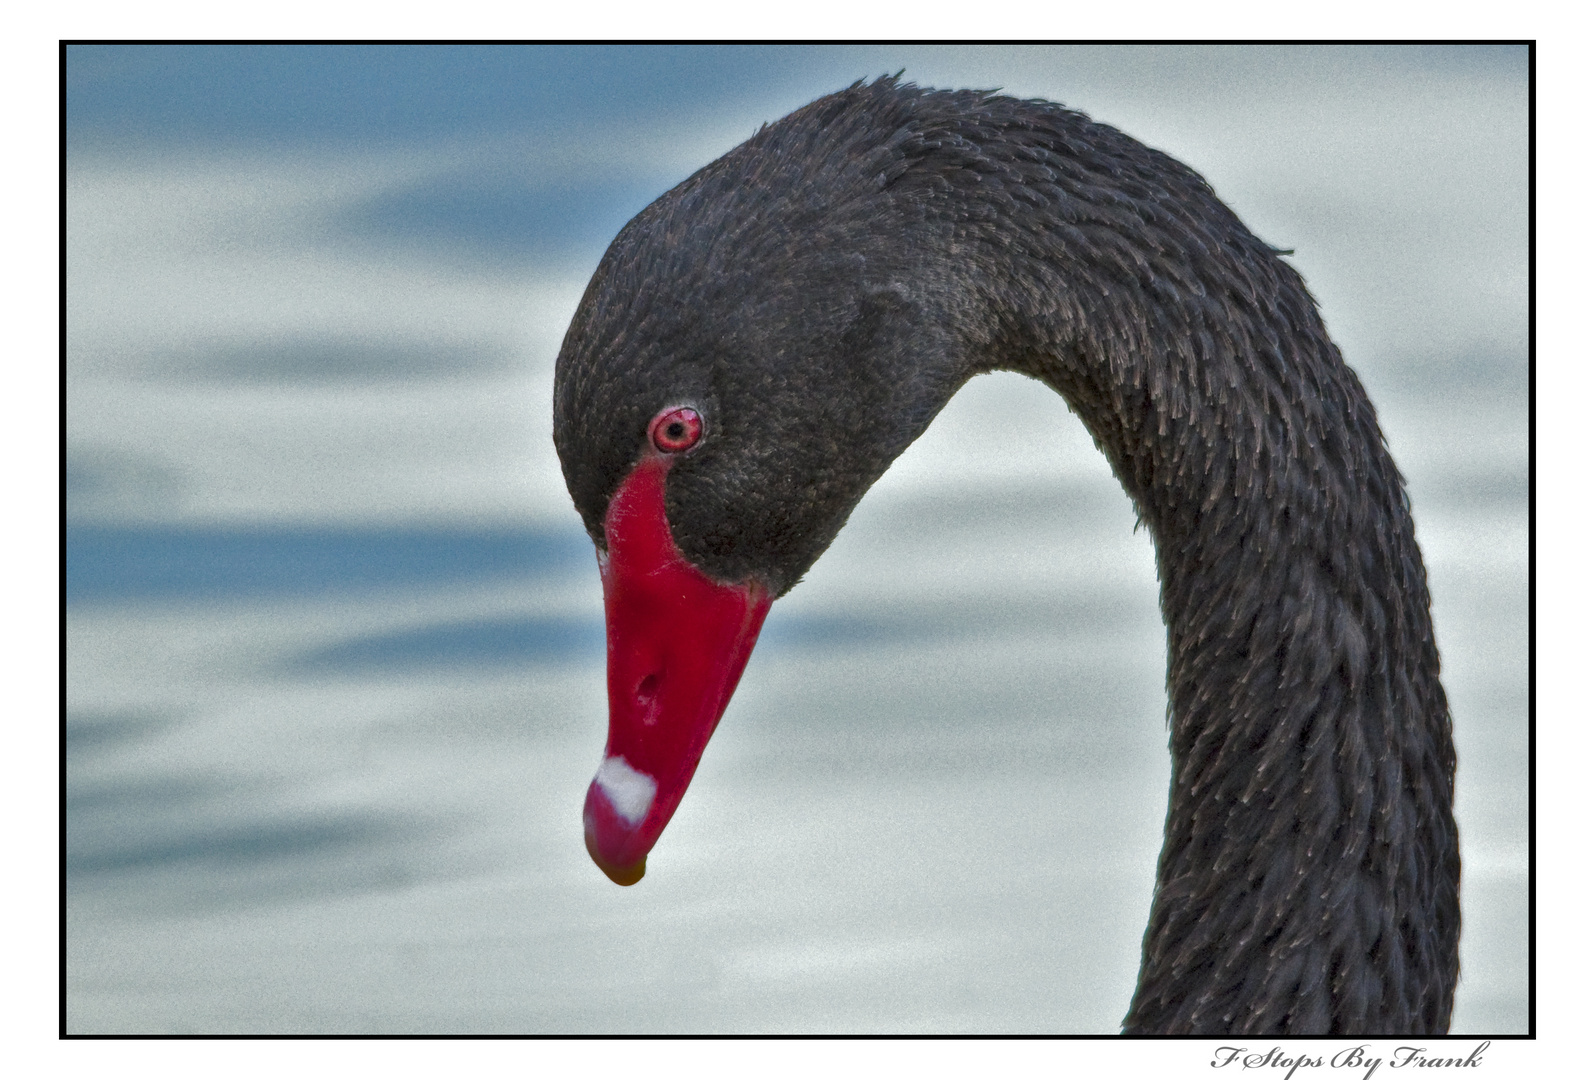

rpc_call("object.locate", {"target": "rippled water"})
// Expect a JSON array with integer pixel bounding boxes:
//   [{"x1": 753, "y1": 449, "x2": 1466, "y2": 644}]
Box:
[{"x1": 65, "y1": 45, "x2": 1527, "y2": 1034}]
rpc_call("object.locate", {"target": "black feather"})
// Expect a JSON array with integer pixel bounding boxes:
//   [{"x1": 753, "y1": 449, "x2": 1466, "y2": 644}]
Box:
[{"x1": 552, "y1": 76, "x2": 1460, "y2": 1035}]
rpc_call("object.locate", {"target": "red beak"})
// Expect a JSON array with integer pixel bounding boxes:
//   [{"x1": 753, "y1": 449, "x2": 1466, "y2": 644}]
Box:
[{"x1": 582, "y1": 454, "x2": 772, "y2": 885}]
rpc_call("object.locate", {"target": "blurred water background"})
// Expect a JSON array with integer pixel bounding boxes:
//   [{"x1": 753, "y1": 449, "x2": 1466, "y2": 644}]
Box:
[{"x1": 64, "y1": 44, "x2": 1527, "y2": 1034}]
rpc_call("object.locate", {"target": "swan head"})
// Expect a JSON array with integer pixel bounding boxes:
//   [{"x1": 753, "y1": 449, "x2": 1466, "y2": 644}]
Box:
[{"x1": 553, "y1": 80, "x2": 979, "y2": 884}]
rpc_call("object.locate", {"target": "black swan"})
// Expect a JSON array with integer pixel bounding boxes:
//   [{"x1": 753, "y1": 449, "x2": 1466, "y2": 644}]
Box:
[{"x1": 551, "y1": 78, "x2": 1460, "y2": 1035}]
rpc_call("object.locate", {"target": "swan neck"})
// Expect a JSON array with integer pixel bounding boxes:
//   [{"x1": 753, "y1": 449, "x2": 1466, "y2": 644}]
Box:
[{"x1": 917, "y1": 151, "x2": 1461, "y2": 1034}]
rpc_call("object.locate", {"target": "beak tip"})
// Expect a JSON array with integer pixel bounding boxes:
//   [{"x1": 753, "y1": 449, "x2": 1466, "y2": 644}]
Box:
[
  {"x1": 585, "y1": 829, "x2": 647, "y2": 886},
  {"x1": 583, "y1": 775, "x2": 653, "y2": 886}
]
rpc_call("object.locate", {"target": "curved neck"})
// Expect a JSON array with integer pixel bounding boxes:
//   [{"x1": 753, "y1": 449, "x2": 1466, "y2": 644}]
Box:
[{"x1": 913, "y1": 136, "x2": 1460, "y2": 1033}]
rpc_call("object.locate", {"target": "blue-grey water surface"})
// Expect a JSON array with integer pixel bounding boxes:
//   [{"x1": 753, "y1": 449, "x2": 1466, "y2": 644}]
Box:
[{"x1": 65, "y1": 44, "x2": 1527, "y2": 1034}]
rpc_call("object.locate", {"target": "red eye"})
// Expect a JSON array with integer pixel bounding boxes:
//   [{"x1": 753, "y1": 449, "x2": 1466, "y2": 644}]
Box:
[{"x1": 649, "y1": 406, "x2": 703, "y2": 453}]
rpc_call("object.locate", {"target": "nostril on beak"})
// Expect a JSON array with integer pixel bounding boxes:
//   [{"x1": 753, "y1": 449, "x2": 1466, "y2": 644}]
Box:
[{"x1": 636, "y1": 673, "x2": 661, "y2": 718}]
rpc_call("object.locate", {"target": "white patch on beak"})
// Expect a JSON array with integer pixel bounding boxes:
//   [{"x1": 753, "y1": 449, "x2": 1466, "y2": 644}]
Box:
[{"x1": 594, "y1": 756, "x2": 657, "y2": 825}]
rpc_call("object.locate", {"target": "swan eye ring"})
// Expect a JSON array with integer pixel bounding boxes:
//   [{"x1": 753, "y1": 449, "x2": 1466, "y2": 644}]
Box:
[{"x1": 649, "y1": 407, "x2": 703, "y2": 453}]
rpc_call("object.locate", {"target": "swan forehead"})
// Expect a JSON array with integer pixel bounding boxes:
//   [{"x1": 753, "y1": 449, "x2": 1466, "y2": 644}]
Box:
[{"x1": 594, "y1": 756, "x2": 658, "y2": 825}]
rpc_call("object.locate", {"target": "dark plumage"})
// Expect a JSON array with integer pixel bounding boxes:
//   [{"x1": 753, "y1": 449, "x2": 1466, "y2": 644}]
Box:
[{"x1": 553, "y1": 77, "x2": 1459, "y2": 1035}]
